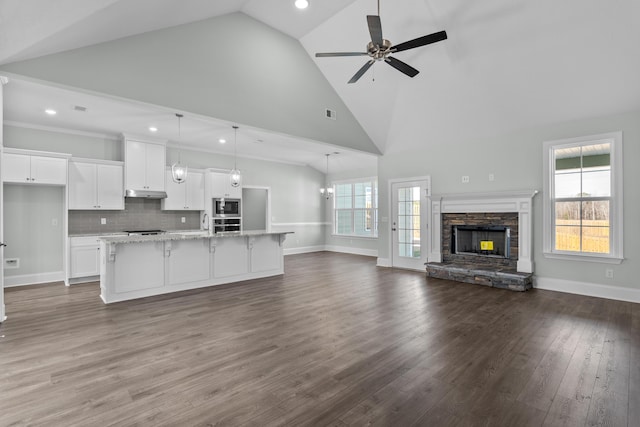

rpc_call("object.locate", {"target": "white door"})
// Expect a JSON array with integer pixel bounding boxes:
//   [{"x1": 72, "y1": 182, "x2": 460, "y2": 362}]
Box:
[
  {"x1": 145, "y1": 142, "x2": 166, "y2": 191},
  {"x1": 185, "y1": 171, "x2": 205, "y2": 210},
  {"x1": 96, "y1": 164, "x2": 124, "y2": 209},
  {"x1": 391, "y1": 179, "x2": 430, "y2": 270},
  {"x1": 125, "y1": 140, "x2": 147, "y2": 189},
  {"x1": 69, "y1": 162, "x2": 97, "y2": 209}
]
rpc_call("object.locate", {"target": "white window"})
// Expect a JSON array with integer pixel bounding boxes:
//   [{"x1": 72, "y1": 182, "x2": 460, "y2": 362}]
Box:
[
  {"x1": 543, "y1": 131, "x2": 623, "y2": 263},
  {"x1": 333, "y1": 179, "x2": 378, "y2": 238}
]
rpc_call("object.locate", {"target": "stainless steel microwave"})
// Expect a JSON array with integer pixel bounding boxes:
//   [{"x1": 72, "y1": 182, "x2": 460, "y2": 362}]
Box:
[{"x1": 213, "y1": 198, "x2": 240, "y2": 217}]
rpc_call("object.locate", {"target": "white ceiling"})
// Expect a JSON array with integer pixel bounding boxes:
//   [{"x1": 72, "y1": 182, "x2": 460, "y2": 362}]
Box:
[
  {"x1": 3, "y1": 78, "x2": 376, "y2": 173},
  {"x1": 2, "y1": 0, "x2": 640, "y2": 172}
]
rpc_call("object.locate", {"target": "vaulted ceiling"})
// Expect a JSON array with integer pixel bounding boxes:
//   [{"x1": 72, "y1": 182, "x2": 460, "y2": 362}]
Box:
[{"x1": 2, "y1": 0, "x2": 639, "y2": 169}]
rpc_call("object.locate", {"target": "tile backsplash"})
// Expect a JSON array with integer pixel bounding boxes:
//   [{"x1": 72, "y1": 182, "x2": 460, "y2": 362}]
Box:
[{"x1": 68, "y1": 198, "x2": 201, "y2": 234}]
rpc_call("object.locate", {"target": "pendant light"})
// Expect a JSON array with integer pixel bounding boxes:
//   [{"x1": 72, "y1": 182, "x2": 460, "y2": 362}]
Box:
[
  {"x1": 320, "y1": 153, "x2": 334, "y2": 199},
  {"x1": 229, "y1": 125, "x2": 241, "y2": 188},
  {"x1": 171, "y1": 113, "x2": 188, "y2": 184}
]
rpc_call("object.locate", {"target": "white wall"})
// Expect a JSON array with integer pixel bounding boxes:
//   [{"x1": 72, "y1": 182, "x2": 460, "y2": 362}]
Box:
[
  {"x1": 3, "y1": 185, "x2": 65, "y2": 285},
  {"x1": 378, "y1": 108, "x2": 640, "y2": 298}
]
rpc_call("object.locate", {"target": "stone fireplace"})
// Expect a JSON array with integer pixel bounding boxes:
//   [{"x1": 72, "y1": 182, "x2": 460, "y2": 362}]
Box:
[{"x1": 426, "y1": 191, "x2": 538, "y2": 291}]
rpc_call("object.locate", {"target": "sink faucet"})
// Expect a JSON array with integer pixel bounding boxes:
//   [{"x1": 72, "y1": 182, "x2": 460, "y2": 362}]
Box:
[{"x1": 202, "y1": 213, "x2": 209, "y2": 230}]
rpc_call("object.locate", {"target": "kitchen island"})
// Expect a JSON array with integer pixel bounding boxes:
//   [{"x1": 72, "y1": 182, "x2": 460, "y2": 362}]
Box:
[{"x1": 99, "y1": 231, "x2": 292, "y2": 304}]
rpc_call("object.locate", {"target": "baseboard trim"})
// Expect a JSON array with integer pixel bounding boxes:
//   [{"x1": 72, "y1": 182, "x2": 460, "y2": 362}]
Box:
[
  {"x1": 284, "y1": 246, "x2": 326, "y2": 256},
  {"x1": 4, "y1": 271, "x2": 65, "y2": 287},
  {"x1": 376, "y1": 258, "x2": 391, "y2": 267},
  {"x1": 534, "y1": 276, "x2": 640, "y2": 304},
  {"x1": 325, "y1": 245, "x2": 377, "y2": 257}
]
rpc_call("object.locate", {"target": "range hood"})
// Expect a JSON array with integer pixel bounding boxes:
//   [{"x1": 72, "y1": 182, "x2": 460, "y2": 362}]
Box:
[{"x1": 125, "y1": 189, "x2": 167, "y2": 199}]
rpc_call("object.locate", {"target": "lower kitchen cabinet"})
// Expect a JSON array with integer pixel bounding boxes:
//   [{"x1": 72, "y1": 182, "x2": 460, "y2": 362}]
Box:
[{"x1": 69, "y1": 236, "x2": 101, "y2": 279}]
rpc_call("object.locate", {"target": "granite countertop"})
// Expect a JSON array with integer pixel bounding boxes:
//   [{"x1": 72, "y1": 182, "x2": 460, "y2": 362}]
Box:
[{"x1": 98, "y1": 230, "x2": 294, "y2": 244}]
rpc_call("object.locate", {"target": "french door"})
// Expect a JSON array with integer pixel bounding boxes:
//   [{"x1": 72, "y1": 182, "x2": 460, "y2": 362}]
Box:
[{"x1": 391, "y1": 179, "x2": 430, "y2": 270}]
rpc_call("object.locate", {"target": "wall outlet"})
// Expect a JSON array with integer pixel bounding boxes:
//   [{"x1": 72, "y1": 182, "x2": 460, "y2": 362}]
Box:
[
  {"x1": 605, "y1": 269, "x2": 614, "y2": 279},
  {"x1": 101, "y1": 218, "x2": 107, "y2": 225},
  {"x1": 462, "y1": 176, "x2": 470, "y2": 183},
  {"x1": 489, "y1": 173, "x2": 495, "y2": 182},
  {"x1": 181, "y1": 217, "x2": 186, "y2": 223},
  {"x1": 4, "y1": 258, "x2": 19, "y2": 269}
]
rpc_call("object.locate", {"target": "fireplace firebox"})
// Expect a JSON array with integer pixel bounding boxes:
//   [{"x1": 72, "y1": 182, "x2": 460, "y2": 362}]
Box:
[{"x1": 453, "y1": 225, "x2": 510, "y2": 258}]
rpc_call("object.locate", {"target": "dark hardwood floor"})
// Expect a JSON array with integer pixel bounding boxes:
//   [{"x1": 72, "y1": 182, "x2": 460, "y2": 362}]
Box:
[{"x1": 1, "y1": 252, "x2": 638, "y2": 426}]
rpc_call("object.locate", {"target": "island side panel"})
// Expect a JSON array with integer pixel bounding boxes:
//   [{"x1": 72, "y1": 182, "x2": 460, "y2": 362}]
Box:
[
  {"x1": 250, "y1": 234, "x2": 283, "y2": 274},
  {"x1": 167, "y1": 238, "x2": 210, "y2": 286},
  {"x1": 213, "y1": 237, "x2": 250, "y2": 279}
]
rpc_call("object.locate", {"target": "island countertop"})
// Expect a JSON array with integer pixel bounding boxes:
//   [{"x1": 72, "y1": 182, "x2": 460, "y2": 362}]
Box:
[{"x1": 98, "y1": 230, "x2": 294, "y2": 244}]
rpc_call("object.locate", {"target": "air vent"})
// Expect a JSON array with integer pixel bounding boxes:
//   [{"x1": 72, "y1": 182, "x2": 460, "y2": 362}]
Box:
[
  {"x1": 74, "y1": 105, "x2": 87, "y2": 112},
  {"x1": 325, "y1": 108, "x2": 336, "y2": 120}
]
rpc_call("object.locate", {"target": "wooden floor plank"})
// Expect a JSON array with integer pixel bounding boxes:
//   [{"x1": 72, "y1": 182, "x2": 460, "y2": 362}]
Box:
[{"x1": 0, "y1": 252, "x2": 636, "y2": 426}]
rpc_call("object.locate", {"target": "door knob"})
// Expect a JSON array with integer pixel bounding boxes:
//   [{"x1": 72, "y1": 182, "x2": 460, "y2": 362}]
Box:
[
  {"x1": 392, "y1": 228, "x2": 397, "y2": 231},
  {"x1": 0, "y1": 242, "x2": 7, "y2": 247}
]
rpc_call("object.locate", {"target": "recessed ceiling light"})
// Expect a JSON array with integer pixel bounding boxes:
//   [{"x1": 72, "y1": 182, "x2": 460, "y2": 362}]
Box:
[
  {"x1": 219, "y1": 138, "x2": 227, "y2": 144},
  {"x1": 45, "y1": 109, "x2": 57, "y2": 115},
  {"x1": 149, "y1": 126, "x2": 158, "y2": 132},
  {"x1": 294, "y1": 0, "x2": 309, "y2": 9}
]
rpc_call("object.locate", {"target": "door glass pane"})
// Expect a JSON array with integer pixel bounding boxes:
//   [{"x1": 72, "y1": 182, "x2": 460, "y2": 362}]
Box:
[{"x1": 397, "y1": 186, "x2": 420, "y2": 259}]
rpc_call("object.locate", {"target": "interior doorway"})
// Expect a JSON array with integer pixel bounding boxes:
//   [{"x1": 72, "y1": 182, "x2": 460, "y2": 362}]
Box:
[
  {"x1": 390, "y1": 178, "x2": 430, "y2": 270},
  {"x1": 242, "y1": 186, "x2": 271, "y2": 232}
]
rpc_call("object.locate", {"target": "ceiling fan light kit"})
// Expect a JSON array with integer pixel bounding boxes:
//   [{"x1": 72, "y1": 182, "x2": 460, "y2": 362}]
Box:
[{"x1": 315, "y1": 1, "x2": 447, "y2": 84}]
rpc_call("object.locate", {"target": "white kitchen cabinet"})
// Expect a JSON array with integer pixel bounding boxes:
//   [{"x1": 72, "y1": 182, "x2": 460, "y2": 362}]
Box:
[
  {"x1": 162, "y1": 169, "x2": 204, "y2": 210},
  {"x1": 124, "y1": 138, "x2": 166, "y2": 192},
  {"x1": 209, "y1": 171, "x2": 242, "y2": 199},
  {"x1": 69, "y1": 236, "x2": 101, "y2": 278},
  {"x1": 69, "y1": 160, "x2": 124, "y2": 210},
  {"x1": 2, "y1": 152, "x2": 67, "y2": 185}
]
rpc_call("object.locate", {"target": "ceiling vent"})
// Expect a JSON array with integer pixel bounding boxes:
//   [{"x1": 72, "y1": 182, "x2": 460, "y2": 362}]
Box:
[
  {"x1": 325, "y1": 108, "x2": 336, "y2": 120},
  {"x1": 74, "y1": 105, "x2": 87, "y2": 112}
]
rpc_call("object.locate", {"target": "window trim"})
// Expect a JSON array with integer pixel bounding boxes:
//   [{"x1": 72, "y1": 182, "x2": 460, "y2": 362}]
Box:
[
  {"x1": 542, "y1": 131, "x2": 623, "y2": 264},
  {"x1": 332, "y1": 177, "x2": 378, "y2": 238}
]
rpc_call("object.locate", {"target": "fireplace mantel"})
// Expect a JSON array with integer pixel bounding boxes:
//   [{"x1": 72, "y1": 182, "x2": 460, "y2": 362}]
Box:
[{"x1": 428, "y1": 190, "x2": 538, "y2": 273}]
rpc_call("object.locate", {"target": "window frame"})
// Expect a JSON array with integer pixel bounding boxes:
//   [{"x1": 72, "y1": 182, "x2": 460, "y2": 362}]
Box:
[
  {"x1": 332, "y1": 177, "x2": 378, "y2": 239},
  {"x1": 542, "y1": 131, "x2": 623, "y2": 264}
]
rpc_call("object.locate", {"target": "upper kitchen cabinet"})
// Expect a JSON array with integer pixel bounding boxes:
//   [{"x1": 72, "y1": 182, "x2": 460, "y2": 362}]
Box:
[
  {"x1": 123, "y1": 137, "x2": 166, "y2": 193},
  {"x1": 69, "y1": 160, "x2": 124, "y2": 210},
  {"x1": 2, "y1": 149, "x2": 68, "y2": 185},
  {"x1": 209, "y1": 171, "x2": 242, "y2": 199},
  {"x1": 161, "y1": 168, "x2": 205, "y2": 211}
]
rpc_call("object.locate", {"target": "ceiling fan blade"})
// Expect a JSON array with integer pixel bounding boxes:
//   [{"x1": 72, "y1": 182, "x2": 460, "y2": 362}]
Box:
[
  {"x1": 391, "y1": 30, "x2": 447, "y2": 53},
  {"x1": 367, "y1": 15, "x2": 383, "y2": 46},
  {"x1": 385, "y1": 56, "x2": 419, "y2": 78},
  {"x1": 348, "y1": 60, "x2": 375, "y2": 84},
  {"x1": 315, "y1": 52, "x2": 369, "y2": 57}
]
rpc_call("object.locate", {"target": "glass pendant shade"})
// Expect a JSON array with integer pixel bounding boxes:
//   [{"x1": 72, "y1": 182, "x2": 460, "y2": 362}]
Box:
[
  {"x1": 320, "y1": 153, "x2": 333, "y2": 199},
  {"x1": 172, "y1": 113, "x2": 188, "y2": 184},
  {"x1": 229, "y1": 125, "x2": 241, "y2": 187},
  {"x1": 171, "y1": 162, "x2": 187, "y2": 184},
  {"x1": 230, "y1": 168, "x2": 241, "y2": 188}
]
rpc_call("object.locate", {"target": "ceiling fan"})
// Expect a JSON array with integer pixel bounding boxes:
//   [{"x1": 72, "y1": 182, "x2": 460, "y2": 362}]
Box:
[{"x1": 315, "y1": 0, "x2": 447, "y2": 84}]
